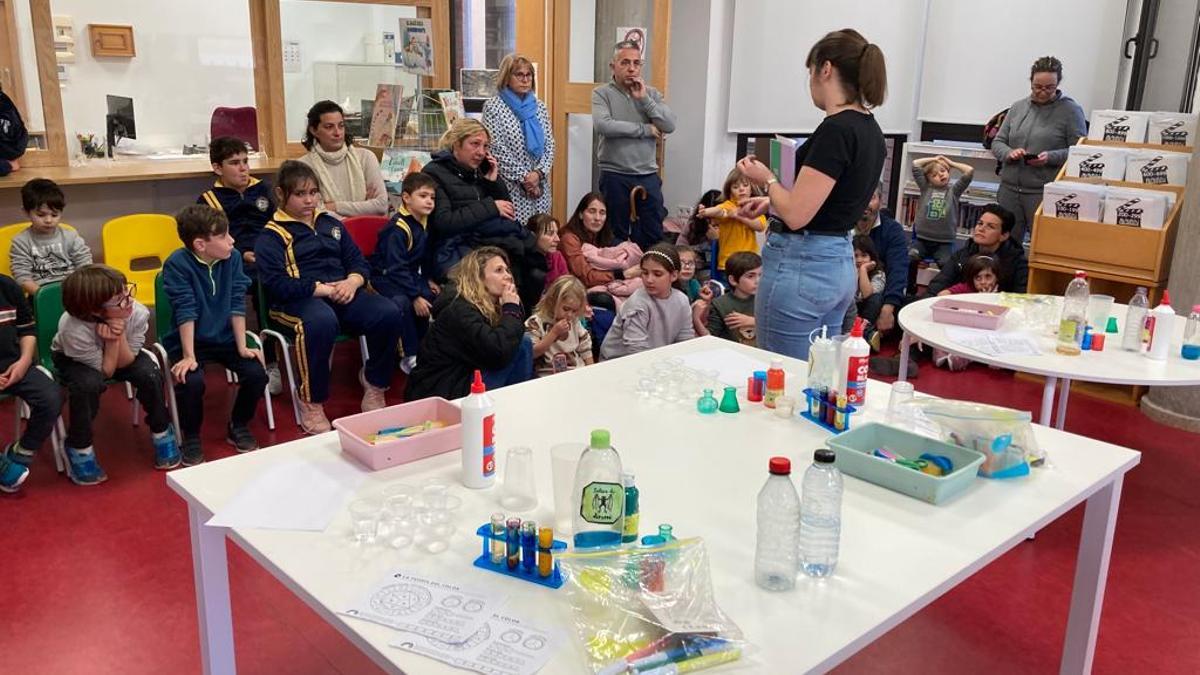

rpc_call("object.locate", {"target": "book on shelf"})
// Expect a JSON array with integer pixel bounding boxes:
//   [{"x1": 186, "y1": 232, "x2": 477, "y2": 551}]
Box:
[
  {"x1": 380, "y1": 148, "x2": 432, "y2": 192},
  {"x1": 367, "y1": 84, "x2": 404, "y2": 147}
]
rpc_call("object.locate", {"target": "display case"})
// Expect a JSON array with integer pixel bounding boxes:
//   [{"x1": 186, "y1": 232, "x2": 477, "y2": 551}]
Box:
[{"x1": 312, "y1": 62, "x2": 420, "y2": 140}]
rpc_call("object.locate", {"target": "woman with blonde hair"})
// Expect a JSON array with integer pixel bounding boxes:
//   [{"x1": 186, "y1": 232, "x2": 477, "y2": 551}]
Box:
[
  {"x1": 423, "y1": 118, "x2": 532, "y2": 282},
  {"x1": 405, "y1": 246, "x2": 533, "y2": 400},
  {"x1": 482, "y1": 53, "x2": 555, "y2": 224}
]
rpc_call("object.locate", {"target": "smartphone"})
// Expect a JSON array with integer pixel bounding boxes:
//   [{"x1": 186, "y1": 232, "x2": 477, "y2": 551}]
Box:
[
  {"x1": 1023, "y1": 154, "x2": 1040, "y2": 163},
  {"x1": 479, "y1": 157, "x2": 494, "y2": 174}
]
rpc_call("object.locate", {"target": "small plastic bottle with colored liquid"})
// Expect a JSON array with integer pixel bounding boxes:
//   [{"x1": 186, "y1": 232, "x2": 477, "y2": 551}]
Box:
[
  {"x1": 1184, "y1": 305, "x2": 1200, "y2": 361},
  {"x1": 622, "y1": 473, "x2": 640, "y2": 544},
  {"x1": 764, "y1": 360, "x2": 785, "y2": 408}
]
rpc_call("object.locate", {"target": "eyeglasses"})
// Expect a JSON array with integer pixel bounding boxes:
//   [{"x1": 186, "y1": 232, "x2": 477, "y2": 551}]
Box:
[
  {"x1": 512, "y1": 71, "x2": 534, "y2": 80},
  {"x1": 680, "y1": 260, "x2": 696, "y2": 269},
  {"x1": 103, "y1": 283, "x2": 137, "y2": 309},
  {"x1": 1030, "y1": 83, "x2": 1058, "y2": 92},
  {"x1": 617, "y1": 59, "x2": 643, "y2": 68}
]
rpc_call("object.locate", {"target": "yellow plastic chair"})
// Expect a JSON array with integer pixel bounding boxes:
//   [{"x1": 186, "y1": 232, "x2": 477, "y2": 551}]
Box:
[
  {"x1": 101, "y1": 214, "x2": 181, "y2": 308},
  {"x1": 0, "y1": 222, "x2": 80, "y2": 279}
]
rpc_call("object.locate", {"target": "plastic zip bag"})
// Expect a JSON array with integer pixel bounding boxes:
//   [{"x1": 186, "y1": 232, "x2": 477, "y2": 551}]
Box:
[
  {"x1": 892, "y1": 399, "x2": 1045, "y2": 478},
  {"x1": 557, "y1": 538, "x2": 747, "y2": 674}
]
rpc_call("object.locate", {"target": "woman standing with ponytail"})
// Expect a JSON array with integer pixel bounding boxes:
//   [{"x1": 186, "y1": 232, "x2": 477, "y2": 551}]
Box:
[{"x1": 736, "y1": 29, "x2": 887, "y2": 360}]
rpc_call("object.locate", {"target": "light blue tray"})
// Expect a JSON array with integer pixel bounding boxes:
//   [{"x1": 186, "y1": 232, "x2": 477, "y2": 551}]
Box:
[{"x1": 827, "y1": 423, "x2": 985, "y2": 504}]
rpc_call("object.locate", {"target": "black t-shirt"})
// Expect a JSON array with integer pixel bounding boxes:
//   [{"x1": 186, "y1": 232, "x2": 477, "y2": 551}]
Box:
[
  {"x1": 0, "y1": 274, "x2": 35, "y2": 363},
  {"x1": 783, "y1": 110, "x2": 886, "y2": 235}
]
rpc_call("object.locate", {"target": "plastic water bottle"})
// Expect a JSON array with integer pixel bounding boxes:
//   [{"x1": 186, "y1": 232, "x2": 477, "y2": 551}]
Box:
[
  {"x1": 1145, "y1": 291, "x2": 1175, "y2": 361},
  {"x1": 1122, "y1": 287, "x2": 1150, "y2": 352},
  {"x1": 799, "y1": 449, "x2": 843, "y2": 578},
  {"x1": 572, "y1": 429, "x2": 625, "y2": 548},
  {"x1": 754, "y1": 456, "x2": 801, "y2": 591},
  {"x1": 1184, "y1": 305, "x2": 1200, "y2": 361},
  {"x1": 459, "y1": 370, "x2": 496, "y2": 489},
  {"x1": 1056, "y1": 271, "x2": 1090, "y2": 355}
]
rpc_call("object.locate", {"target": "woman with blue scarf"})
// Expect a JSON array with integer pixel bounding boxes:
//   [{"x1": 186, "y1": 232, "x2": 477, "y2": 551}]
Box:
[{"x1": 482, "y1": 53, "x2": 555, "y2": 225}]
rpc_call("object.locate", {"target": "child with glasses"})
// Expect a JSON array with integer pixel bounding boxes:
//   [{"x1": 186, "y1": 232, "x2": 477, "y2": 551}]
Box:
[{"x1": 51, "y1": 265, "x2": 179, "y2": 484}]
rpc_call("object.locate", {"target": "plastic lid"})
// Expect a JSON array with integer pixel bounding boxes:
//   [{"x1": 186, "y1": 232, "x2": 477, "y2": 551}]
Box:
[
  {"x1": 850, "y1": 317, "x2": 864, "y2": 337},
  {"x1": 641, "y1": 535, "x2": 666, "y2": 546},
  {"x1": 622, "y1": 472, "x2": 635, "y2": 487},
  {"x1": 1162, "y1": 290, "x2": 1172, "y2": 307},
  {"x1": 770, "y1": 359, "x2": 783, "y2": 370},
  {"x1": 768, "y1": 456, "x2": 791, "y2": 475},
  {"x1": 470, "y1": 370, "x2": 486, "y2": 394},
  {"x1": 1074, "y1": 270, "x2": 1087, "y2": 278},
  {"x1": 814, "y1": 449, "x2": 836, "y2": 464},
  {"x1": 590, "y1": 429, "x2": 611, "y2": 449},
  {"x1": 753, "y1": 371, "x2": 767, "y2": 381}
]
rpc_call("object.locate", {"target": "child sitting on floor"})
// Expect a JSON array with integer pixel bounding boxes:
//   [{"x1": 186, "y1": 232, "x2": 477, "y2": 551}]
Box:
[
  {"x1": 933, "y1": 255, "x2": 1002, "y2": 370},
  {"x1": 853, "y1": 235, "x2": 886, "y2": 351},
  {"x1": 600, "y1": 244, "x2": 695, "y2": 359},
  {"x1": 52, "y1": 265, "x2": 178, "y2": 484},
  {"x1": 696, "y1": 251, "x2": 760, "y2": 346},
  {"x1": 162, "y1": 205, "x2": 267, "y2": 466},
  {"x1": 526, "y1": 275, "x2": 593, "y2": 376},
  {"x1": 519, "y1": 213, "x2": 568, "y2": 310}
]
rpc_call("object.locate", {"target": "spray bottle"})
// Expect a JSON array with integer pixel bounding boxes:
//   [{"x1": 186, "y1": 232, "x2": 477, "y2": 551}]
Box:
[{"x1": 460, "y1": 370, "x2": 496, "y2": 488}]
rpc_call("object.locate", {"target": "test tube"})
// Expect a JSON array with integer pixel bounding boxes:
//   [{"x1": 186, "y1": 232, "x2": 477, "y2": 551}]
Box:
[
  {"x1": 537, "y1": 527, "x2": 554, "y2": 578},
  {"x1": 506, "y1": 518, "x2": 521, "y2": 570},
  {"x1": 489, "y1": 513, "x2": 505, "y2": 564},
  {"x1": 521, "y1": 521, "x2": 537, "y2": 573}
]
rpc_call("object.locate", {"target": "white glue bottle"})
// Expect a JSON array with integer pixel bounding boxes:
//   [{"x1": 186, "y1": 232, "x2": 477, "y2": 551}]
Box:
[
  {"x1": 460, "y1": 370, "x2": 496, "y2": 488},
  {"x1": 840, "y1": 317, "x2": 871, "y2": 406},
  {"x1": 1144, "y1": 291, "x2": 1176, "y2": 361}
]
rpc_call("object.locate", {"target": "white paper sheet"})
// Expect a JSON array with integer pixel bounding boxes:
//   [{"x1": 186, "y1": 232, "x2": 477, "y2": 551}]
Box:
[
  {"x1": 390, "y1": 612, "x2": 562, "y2": 675},
  {"x1": 342, "y1": 569, "x2": 507, "y2": 643},
  {"x1": 678, "y1": 347, "x2": 771, "y2": 386},
  {"x1": 944, "y1": 327, "x2": 1042, "y2": 357},
  {"x1": 206, "y1": 459, "x2": 366, "y2": 531}
]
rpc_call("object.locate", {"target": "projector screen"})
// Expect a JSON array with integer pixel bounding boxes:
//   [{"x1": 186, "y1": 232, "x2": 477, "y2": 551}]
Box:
[{"x1": 727, "y1": 0, "x2": 929, "y2": 134}]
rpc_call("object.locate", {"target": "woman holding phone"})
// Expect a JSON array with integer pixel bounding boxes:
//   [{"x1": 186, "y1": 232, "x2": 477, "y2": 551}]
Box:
[
  {"x1": 423, "y1": 118, "x2": 532, "y2": 282},
  {"x1": 735, "y1": 29, "x2": 888, "y2": 360}
]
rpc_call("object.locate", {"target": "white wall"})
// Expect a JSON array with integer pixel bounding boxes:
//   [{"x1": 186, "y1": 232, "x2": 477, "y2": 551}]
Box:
[{"x1": 19, "y1": 0, "x2": 256, "y2": 151}]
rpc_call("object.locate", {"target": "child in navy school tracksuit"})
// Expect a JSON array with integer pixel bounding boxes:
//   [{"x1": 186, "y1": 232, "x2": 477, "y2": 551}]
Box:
[
  {"x1": 369, "y1": 172, "x2": 438, "y2": 374},
  {"x1": 254, "y1": 161, "x2": 402, "y2": 435},
  {"x1": 162, "y1": 205, "x2": 267, "y2": 466}
]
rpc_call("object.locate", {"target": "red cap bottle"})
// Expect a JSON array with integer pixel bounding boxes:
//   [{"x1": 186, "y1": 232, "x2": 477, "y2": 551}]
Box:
[{"x1": 470, "y1": 369, "x2": 486, "y2": 394}]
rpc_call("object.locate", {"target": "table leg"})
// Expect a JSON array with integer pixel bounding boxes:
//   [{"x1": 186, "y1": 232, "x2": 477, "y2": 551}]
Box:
[
  {"x1": 1055, "y1": 378, "x2": 1072, "y2": 431},
  {"x1": 897, "y1": 331, "x2": 911, "y2": 383},
  {"x1": 188, "y1": 502, "x2": 237, "y2": 675},
  {"x1": 1040, "y1": 376, "x2": 1058, "y2": 427},
  {"x1": 1060, "y1": 475, "x2": 1124, "y2": 675}
]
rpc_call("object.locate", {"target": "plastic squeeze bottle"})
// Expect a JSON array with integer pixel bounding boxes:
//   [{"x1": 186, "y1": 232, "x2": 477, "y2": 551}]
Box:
[
  {"x1": 840, "y1": 318, "x2": 870, "y2": 406},
  {"x1": 1144, "y1": 291, "x2": 1175, "y2": 361},
  {"x1": 459, "y1": 370, "x2": 496, "y2": 488}
]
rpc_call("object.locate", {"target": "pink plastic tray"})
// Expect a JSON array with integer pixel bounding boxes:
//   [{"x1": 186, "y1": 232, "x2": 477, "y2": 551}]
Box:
[
  {"x1": 930, "y1": 298, "x2": 1009, "y2": 330},
  {"x1": 333, "y1": 397, "x2": 462, "y2": 471}
]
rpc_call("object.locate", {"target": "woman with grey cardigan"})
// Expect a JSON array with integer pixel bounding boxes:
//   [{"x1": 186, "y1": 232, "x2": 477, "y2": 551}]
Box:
[{"x1": 990, "y1": 56, "x2": 1087, "y2": 244}]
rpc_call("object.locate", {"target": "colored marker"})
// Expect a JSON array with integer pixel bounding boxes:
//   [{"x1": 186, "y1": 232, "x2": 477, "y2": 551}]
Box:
[{"x1": 641, "y1": 648, "x2": 743, "y2": 675}]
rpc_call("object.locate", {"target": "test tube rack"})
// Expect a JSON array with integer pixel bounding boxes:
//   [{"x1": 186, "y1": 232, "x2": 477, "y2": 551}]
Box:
[
  {"x1": 473, "y1": 524, "x2": 568, "y2": 589},
  {"x1": 800, "y1": 388, "x2": 857, "y2": 434}
]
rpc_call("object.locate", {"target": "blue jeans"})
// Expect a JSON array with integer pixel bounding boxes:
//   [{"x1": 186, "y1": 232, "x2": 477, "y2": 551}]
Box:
[
  {"x1": 482, "y1": 335, "x2": 533, "y2": 391},
  {"x1": 755, "y1": 230, "x2": 856, "y2": 360}
]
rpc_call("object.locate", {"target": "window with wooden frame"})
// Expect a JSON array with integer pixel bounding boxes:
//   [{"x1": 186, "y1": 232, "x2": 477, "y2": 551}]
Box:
[{"x1": 1, "y1": 0, "x2": 68, "y2": 167}]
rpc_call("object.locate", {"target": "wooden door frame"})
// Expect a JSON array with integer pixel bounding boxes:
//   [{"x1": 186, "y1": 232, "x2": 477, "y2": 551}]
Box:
[{"x1": 547, "y1": 0, "x2": 671, "y2": 220}]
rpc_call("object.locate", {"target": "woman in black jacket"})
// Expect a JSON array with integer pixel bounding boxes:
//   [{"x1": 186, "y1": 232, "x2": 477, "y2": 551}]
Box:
[
  {"x1": 424, "y1": 118, "x2": 533, "y2": 283},
  {"x1": 405, "y1": 246, "x2": 533, "y2": 400}
]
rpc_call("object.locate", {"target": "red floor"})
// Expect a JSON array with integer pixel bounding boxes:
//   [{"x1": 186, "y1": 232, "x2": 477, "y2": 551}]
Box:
[{"x1": 3, "y1": 348, "x2": 1198, "y2": 674}]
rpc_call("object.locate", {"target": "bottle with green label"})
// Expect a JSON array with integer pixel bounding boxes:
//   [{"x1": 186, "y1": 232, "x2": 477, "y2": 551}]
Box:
[{"x1": 572, "y1": 429, "x2": 625, "y2": 548}]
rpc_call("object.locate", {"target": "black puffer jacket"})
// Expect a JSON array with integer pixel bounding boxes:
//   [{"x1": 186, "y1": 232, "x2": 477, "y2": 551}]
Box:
[
  {"x1": 926, "y1": 238, "x2": 1029, "y2": 296},
  {"x1": 405, "y1": 284, "x2": 526, "y2": 401}
]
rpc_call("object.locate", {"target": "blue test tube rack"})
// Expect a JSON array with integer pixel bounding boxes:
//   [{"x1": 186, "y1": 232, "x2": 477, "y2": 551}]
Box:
[
  {"x1": 799, "y1": 388, "x2": 857, "y2": 434},
  {"x1": 473, "y1": 524, "x2": 568, "y2": 589}
]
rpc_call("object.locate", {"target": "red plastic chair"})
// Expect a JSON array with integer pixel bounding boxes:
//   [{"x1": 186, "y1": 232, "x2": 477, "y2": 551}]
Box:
[
  {"x1": 342, "y1": 215, "x2": 389, "y2": 257},
  {"x1": 210, "y1": 107, "x2": 259, "y2": 151}
]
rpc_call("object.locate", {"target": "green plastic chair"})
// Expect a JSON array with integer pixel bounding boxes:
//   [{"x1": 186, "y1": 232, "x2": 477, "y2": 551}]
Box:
[
  {"x1": 151, "y1": 272, "x2": 275, "y2": 434},
  {"x1": 255, "y1": 280, "x2": 369, "y2": 428}
]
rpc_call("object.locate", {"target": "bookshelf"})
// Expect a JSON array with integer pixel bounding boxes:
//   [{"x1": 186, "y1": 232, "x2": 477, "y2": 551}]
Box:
[{"x1": 896, "y1": 140, "x2": 1005, "y2": 245}]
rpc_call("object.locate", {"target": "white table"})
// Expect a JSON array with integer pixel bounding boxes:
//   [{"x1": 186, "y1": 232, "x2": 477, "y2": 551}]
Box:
[
  {"x1": 898, "y1": 293, "x2": 1200, "y2": 430},
  {"x1": 169, "y1": 336, "x2": 1140, "y2": 674}
]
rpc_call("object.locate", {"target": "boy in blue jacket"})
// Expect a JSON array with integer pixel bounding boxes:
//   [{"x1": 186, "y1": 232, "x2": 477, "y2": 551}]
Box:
[
  {"x1": 369, "y1": 172, "x2": 438, "y2": 374},
  {"x1": 163, "y1": 205, "x2": 267, "y2": 465}
]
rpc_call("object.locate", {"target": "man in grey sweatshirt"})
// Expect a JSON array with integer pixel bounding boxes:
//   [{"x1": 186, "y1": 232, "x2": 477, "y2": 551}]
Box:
[
  {"x1": 592, "y1": 40, "x2": 677, "y2": 251},
  {"x1": 990, "y1": 56, "x2": 1087, "y2": 244}
]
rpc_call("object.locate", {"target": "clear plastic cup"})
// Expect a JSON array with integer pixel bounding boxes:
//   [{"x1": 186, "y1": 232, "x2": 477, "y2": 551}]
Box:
[
  {"x1": 887, "y1": 381, "x2": 916, "y2": 424},
  {"x1": 417, "y1": 494, "x2": 463, "y2": 554},
  {"x1": 550, "y1": 442, "x2": 585, "y2": 534},
  {"x1": 499, "y1": 446, "x2": 538, "y2": 511},
  {"x1": 420, "y1": 477, "x2": 450, "y2": 511},
  {"x1": 348, "y1": 498, "x2": 382, "y2": 546},
  {"x1": 1088, "y1": 294, "x2": 1115, "y2": 329},
  {"x1": 382, "y1": 485, "x2": 416, "y2": 549}
]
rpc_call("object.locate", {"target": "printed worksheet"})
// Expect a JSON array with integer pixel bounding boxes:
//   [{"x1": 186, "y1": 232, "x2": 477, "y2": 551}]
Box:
[
  {"x1": 391, "y1": 612, "x2": 561, "y2": 675},
  {"x1": 341, "y1": 569, "x2": 507, "y2": 643}
]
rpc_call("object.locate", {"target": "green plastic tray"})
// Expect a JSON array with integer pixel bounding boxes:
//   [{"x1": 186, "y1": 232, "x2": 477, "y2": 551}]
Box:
[{"x1": 827, "y1": 423, "x2": 985, "y2": 504}]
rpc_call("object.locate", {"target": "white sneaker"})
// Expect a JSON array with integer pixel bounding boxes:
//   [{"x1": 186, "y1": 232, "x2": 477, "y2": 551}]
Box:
[
  {"x1": 266, "y1": 365, "x2": 282, "y2": 396},
  {"x1": 400, "y1": 355, "x2": 417, "y2": 374}
]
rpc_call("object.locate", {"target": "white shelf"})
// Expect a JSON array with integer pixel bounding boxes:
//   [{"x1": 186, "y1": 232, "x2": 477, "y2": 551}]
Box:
[
  {"x1": 903, "y1": 141, "x2": 997, "y2": 162},
  {"x1": 902, "y1": 186, "x2": 998, "y2": 208}
]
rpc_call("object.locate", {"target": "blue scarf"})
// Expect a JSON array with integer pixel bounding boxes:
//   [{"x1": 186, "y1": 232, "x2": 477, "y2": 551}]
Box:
[{"x1": 498, "y1": 87, "x2": 545, "y2": 160}]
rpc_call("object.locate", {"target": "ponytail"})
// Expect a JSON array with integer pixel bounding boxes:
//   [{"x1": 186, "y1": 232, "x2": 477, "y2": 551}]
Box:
[{"x1": 806, "y1": 29, "x2": 888, "y2": 109}]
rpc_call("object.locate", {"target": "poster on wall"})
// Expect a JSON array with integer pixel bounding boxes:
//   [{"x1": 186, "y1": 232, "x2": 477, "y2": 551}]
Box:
[
  {"x1": 460, "y1": 69, "x2": 499, "y2": 99},
  {"x1": 368, "y1": 84, "x2": 404, "y2": 147},
  {"x1": 397, "y1": 18, "x2": 434, "y2": 76},
  {"x1": 617, "y1": 26, "x2": 647, "y2": 59}
]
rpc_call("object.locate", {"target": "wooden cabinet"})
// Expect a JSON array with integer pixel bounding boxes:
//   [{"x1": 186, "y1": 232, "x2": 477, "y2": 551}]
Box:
[{"x1": 88, "y1": 24, "x2": 135, "y2": 58}]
